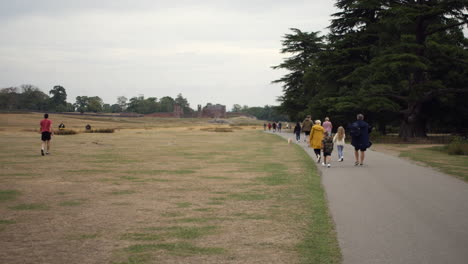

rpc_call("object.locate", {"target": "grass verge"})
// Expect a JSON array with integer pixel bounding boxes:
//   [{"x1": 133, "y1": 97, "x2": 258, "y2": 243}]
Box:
[
  {"x1": 290, "y1": 143, "x2": 342, "y2": 264},
  {"x1": 399, "y1": 146, "x2": 468, "y2": 182}
]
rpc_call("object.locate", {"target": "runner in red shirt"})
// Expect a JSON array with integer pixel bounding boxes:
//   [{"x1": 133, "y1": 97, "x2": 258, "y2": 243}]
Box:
[{"x1": 40, "y1": 114, "x2": 52, "y2": 156}]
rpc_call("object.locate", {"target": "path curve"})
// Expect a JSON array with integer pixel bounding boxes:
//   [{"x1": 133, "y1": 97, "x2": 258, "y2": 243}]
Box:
[{"x1": 273, "y1": 131, "x2": 468, "y2": 264}]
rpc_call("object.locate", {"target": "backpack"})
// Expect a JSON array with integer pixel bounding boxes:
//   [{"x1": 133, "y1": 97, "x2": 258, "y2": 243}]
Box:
[{"x1": 349, "y1": 122, "x2": 361, "y2": 137}]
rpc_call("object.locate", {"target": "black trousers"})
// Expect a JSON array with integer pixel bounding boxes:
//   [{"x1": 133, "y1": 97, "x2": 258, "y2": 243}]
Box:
[{"x1": 314, "y1": 149, "x2": 321, "y2": 156}]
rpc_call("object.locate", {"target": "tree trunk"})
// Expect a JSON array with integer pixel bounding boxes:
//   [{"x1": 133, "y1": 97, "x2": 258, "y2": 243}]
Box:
[
  {"x1": 378, "y1": 119, "x2": 387, "y2": 135},
  {"x1": 399, "y1": 103, "x2": 427, "y2": 138}
]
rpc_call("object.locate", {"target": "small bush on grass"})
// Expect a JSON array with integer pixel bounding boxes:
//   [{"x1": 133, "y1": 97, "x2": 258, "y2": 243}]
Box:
[
  {"x1": 55, "y1": 129, "x2": 78, "y2": 135},
  {"x1": 446, "y1": 137, "x2": 468, "y2": 155},
  {"x1": 84, "y1": 128, "x2": 115, "y2": 133}
]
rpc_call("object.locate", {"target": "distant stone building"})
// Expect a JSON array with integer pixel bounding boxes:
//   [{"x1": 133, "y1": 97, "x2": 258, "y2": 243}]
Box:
[{"x1": 198, "y1": 103, "x2": 226, "y2": 118}]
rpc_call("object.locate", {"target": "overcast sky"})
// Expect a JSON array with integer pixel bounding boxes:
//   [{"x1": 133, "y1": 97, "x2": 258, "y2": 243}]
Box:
[{"x1": 0, "y1": 0, "x2": 338, "y2": 109}]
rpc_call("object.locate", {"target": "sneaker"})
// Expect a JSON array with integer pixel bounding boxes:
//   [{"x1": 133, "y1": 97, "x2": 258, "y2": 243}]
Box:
[
  {"x1": 359, "y1": 163, "x2": 364, "y2": 166},
  {"x1": 338, "y1": 158, "x2": 343, "y2": 162},
  {"x1": 46, "y1": 152, "x2": 49, "y2": 155},
  {"x1": 41, "y1": 149, "x2": 44, "y2": 156},
  {"x1": 354, "y1": 161, "x2": 359, "y2": 166},
  {"x1": 327, "y1": 164, "x2": 331, "y2": 168},
  {"x1": 317, "y1": 156, "x2": 321, "y2": 163},
  {"x1": 321, "y1": 162, "x2": 326, "y2": 167}
]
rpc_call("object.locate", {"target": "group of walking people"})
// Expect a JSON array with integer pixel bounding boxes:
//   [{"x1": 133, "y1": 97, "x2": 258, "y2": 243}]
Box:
[
  {"x1": 293, "y1": 114, "x2": 372, "y2": 167},
  {"x1": 264, "y1": 122, "x2": 284, "y2": 132}
]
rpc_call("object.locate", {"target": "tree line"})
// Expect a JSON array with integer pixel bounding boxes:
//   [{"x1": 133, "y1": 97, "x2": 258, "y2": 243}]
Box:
[
  {"x1": 231, "y1": 104, "x2": 289, "y2": 121},
  {"x1": 274, "y1": 0, "x2": 467, "y2": 137},
  {"x1": 0, "y1": 84, "x2": 192, "y2": 115}
]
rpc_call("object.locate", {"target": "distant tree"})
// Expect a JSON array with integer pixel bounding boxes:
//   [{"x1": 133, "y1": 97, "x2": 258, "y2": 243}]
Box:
[
  {"x1": 102, "y1": 104, "x2": 111, "y2": 113},
  {"x1": 75, "y1": 96, "x2": 89, "y2": 113},
  {"x1": 66, "y1": 102, "x2": 75, "y2": 112},
  {"x1": 240, "y1": 105, "x2": 289, "y2": 121},
  {"x1": 87, "y1": 96, "x2": 104, "y2": 113},
  {"x1": 0, "y1": 87, "x2": 19, "y2": 110},
  {"x1": 159, "y1": 96, "x2": 175, "y2": 112},
  {"x1": 110, "y1": 104, "x2": 122, "y2": 113},
  {"x1": 126, "y1": 96, "x2": 159, "y2": 114},
  {"x1": 117, "y1": 96, "x2": 128, "y2": 111},
  {"x1": 49, "y1": 85, "x2": 67, "y2": 111},
  {"x1": 19, "y1": 85, "x2": 49, "y2": 111},
  {"x1": 231, "y1": 104, "x2": 242, "y2": 112},
  {"x1": 175, "y1": 93, "x2": 192, "y2": 113}
]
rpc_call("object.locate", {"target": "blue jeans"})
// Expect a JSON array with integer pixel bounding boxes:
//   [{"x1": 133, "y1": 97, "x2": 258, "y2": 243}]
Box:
[{"x1": 337, "y1": 145, "x2": 344, "y2": 159}]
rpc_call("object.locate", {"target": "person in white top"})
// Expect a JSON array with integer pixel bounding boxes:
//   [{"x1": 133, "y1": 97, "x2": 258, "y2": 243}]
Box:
[{"x1": 333, "y1": 126, "x2": 346, "y2": 162}]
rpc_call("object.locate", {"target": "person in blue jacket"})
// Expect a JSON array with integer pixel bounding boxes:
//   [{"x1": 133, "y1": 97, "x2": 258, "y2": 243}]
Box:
[{"x1": 350, "y1": 114, "x2": 372, "y2": 166}]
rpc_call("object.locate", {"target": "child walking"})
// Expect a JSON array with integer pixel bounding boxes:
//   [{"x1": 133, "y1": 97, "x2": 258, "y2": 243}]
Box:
[
  {"x1": 333, "y1": 126, "x2": 345, "y2": 162},
  {"x1": 322, "y1": 131, "x2": 334, "y2": 168},
  {"x1": 293, "y1": 122, "x2": 301, "y2": 142}
]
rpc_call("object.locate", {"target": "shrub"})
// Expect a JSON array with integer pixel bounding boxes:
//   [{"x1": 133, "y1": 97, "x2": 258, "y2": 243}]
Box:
[
  {"x1": 84, "y1": 128, "x2": 115, "y2": 133},
  {"x1": 55, "y1": 129, "x2": 78, "y2": 135},
  {"x1": 446, "y1": 136, "x2": 468, "y2": 155}
]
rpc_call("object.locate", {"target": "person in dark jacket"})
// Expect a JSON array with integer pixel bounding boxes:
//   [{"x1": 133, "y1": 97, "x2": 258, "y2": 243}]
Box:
[
  {"x1": 301, "y1": 115, "x2": 313, "y2": 143},
  {"x1": 350, "y1": 114, "x2": 372, "y2": 166},
  {"x1": 293, "y1": 122, "x2": 301, "y2": 142}
]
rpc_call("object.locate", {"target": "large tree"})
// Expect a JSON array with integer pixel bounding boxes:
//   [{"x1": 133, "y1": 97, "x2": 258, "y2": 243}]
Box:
[
  {"x1": 274, "y1": 0, "x2": 468, "y2": 137},
  {"x1": 49, "y1": 85, "x2": 67, "y2": 111},
  {"x1": 348, "y1": 0, "x2": 468, "y2": 137},
  {"x1": 272, "y1": 28, "x2": 325, "y2": 120}
]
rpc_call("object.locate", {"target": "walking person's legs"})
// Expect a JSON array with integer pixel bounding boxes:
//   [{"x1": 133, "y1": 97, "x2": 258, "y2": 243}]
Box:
[
  {"x1": 337, "y1": 145, "x2": 344, "y2": 161},
  {"x1": 359, "y1": 150, "x2": 365, "y2": 165},
  {"x1": 41, "y1": 140, "x2": 45, "y2": 156},
  {"x1": 314, "y1": 149, "x2": 321, "y2": 163},
  {"x1": 354, "y1": 149, "x2": 359, "y2": 165},
  {"x1": 46, "y1": 140, "x2": 50, "y2": 154}
]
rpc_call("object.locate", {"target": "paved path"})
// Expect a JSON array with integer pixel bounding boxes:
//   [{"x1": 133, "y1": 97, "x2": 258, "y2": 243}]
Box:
[{"x1": 273, "y1": 132, "x2": 468, "y2": 264}]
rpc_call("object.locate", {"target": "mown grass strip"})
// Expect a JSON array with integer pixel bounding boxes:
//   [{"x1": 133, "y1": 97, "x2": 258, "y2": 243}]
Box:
[
  {"x1": 125, "y1": 242, "x2": 225, "y2": 256},
  {"x1": 9, "y1": 203, "x2": 50, "y2": 210},
  {"x1": 0, "y1": 190, "x2": 20, "y2": 201}
]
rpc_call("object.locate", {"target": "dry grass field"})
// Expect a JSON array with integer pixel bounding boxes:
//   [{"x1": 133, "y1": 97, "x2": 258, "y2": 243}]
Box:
[{"x1": 0, "y1": 113, "x2": 340, "y2": 264}]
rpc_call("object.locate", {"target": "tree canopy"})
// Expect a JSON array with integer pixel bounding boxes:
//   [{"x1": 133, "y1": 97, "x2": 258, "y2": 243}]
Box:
[{"x1": 274, "y1": 0, "x2": 468, "y2": 137}]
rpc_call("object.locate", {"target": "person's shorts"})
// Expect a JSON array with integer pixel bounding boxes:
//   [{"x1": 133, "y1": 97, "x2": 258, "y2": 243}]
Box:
[
  {"x1": 304, "y1": 131, "x2": 311, "y2": 136},
  {"x1": 41, "y1": 132, "x2": 51, "y2": 141},
  {"x1": 354, "y1": 147, "x2": 367, "y2": 152},
  {"x1": 323, "y1": 152, "x2": 331, "y2": 156}
]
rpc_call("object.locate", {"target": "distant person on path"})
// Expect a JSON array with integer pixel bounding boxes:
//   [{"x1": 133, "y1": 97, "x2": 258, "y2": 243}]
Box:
[
  {"x1": 86, "y1": 124, "x2": 92, "y2": 130},
  {"x1": 286, "y1": 123, "x2": 290, "y2": 130},
  {"x1": 268, "y1": 123, "x2": 272, "y2": 131},
  {"x1": 350, "y1": 114, "x2": 372, "y2": 166},
  {"x1": 58, "y1": 122, "x2": 65, "y2": 130},
  {"x1": 322, "y1": 131, "x2": 334, "y2": 168},
  {"x1": 323, "y1": 117, "x2": 333, "y2": 135},
  {"x1": 310, "y1": 120, "x2": 325, "y2": 163},
  {"x1": 263, "y1": 123, "x2": 266, "y2": 131},
  {"x1": 293, "y1": 122, "x2": 301, "y2": 142},
  {"x1": 272, "y1": 122, "x2": 277, "y2": 132},
  {"x1": 302, "y1": 115, "x2": 313, "y2": 143},
  {"x1": 333, "y1": 126, "x2": 346, "y2": 162},
  {"x1": 40, "y1": 114, "x2": 52, "y2": 156},
  {"x1": 278, "y1": 122, "x2": 282, "y2": 132}
]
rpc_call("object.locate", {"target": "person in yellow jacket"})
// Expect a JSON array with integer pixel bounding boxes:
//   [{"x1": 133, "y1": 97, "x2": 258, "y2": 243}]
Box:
[{"x1": 310, "y1": 120, "x2": 325, "y2": 163}]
